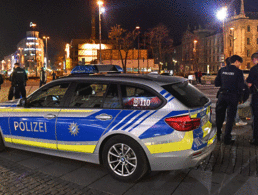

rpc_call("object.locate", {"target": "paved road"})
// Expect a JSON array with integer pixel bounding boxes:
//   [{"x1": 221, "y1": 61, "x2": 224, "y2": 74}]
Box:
[{"x1": 0, "y1": 83, "x2": 258, "y2": 195}]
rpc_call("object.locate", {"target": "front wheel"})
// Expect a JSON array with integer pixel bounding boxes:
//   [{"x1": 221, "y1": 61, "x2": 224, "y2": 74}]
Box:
[
  {"x1": 0, "y1": 134, "x2": 5, "y2": 152},
  {"x1": 102, "y1": 135, "x2": 149, "y2": 182}
]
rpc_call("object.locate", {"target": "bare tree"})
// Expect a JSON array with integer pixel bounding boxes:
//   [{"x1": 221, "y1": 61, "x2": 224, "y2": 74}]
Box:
[
  {"x1": 109, "y1": 25, "x2": 139, "y2": 73},
  {"x1": 147, "y1": 24, "x2": 173, "y2": 73}
]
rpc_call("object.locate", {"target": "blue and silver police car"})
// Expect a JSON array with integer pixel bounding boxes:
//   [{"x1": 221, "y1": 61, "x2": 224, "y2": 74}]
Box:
[{"x1": 0, "y1": 65, "x2": 216, "y2": 182}]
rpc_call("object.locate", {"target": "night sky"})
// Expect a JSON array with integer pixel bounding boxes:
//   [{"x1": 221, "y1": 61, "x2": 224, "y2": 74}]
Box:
[{"x1": 0, "y1": 0, "x2": 258, "y2": 61}]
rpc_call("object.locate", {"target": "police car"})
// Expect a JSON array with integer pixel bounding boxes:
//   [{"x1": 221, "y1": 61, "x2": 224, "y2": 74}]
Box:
[{"x1": 0, "y1": 65, "x2": 216, "y2": 182}]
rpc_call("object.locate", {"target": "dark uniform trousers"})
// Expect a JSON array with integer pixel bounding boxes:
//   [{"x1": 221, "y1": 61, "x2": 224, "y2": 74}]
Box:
[
  {"x1": 216, "y1": 92, "x2": 239, "y2": 141},
  {"x1": 251, "y1": 93, "x2": 258, "y2": 142},
  {"x1": 14, "y1": 84, "x2": 26, "y2": 99}
]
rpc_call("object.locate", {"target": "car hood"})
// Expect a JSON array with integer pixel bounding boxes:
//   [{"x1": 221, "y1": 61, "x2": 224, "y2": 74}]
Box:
[{"x1": 0, "y1": 99, "x2": 19, "y2": 107}]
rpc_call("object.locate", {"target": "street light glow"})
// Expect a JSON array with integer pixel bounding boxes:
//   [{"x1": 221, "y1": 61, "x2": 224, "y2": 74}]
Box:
[
  {"x1": 97, "y1": 1, "x2": 103, "y2": 6},
  {"x1": 100, "y1": 7, "x2": 105, "y2": 14},
  {"x1": 217, "y1": 7, "x2": 227, "y2": 21}
]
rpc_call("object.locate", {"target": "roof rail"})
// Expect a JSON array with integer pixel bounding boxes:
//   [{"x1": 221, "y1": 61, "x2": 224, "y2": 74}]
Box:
[{"x1": 71, "y1": 64, "x2": 123, "y2": 74}]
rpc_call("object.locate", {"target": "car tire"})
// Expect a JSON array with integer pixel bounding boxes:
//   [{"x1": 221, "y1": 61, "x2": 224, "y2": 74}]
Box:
[
  {"x1": 102, "y1": 135, "x2": 149, "y2": 182},
  {"x1": 0, "y1": 134, "x2": 5, "y2": 152}
]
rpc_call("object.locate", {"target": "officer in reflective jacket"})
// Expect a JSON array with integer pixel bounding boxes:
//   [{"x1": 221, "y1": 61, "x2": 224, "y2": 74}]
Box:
[
  {"x1": 215, "y1": 55, "x2": 245, "y2": 144},
  {"x1": 12, "y1": 63, "x2": 27, "y2": 99}
]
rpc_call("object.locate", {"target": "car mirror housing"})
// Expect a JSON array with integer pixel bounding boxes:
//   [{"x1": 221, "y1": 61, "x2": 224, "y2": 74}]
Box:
[{"x1": 18, "y1": 98, "x2": 28, "y2": 107}]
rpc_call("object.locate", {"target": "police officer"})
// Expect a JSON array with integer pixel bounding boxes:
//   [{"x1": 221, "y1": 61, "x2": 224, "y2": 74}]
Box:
[
  {"x1": 12, "y1": 63, "x2": 27, "y2": 99},
  {"x1": 246, "y1": 52, "x2": 258, "y2": 145},
  {"x1": 215, "y1": 55, "x2": 245, "y2": 144}
]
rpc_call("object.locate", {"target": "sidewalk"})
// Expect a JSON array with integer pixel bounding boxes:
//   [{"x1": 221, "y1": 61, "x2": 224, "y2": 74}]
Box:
[{"x1": 0, "y1": 86, "x2": 38, "y2": 102}]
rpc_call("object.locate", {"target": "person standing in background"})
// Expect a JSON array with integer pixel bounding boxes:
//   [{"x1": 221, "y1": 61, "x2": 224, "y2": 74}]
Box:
[
  {"x1": 52, "y1": 71, "x2": 56, "y2": 80},
  {"x1": 8, "y1": 67, "x2": 15, "y2": 100},
  {"x1": 12, "y1": 63, "x2": 27, "y2": 99}
]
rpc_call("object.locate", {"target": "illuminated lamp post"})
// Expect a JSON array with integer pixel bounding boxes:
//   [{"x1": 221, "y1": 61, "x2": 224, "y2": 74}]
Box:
[
  {"x1": 135, "y1": 26, "x2": 140, "y2": 73},
  {"x1": 43, "y1": 36, "x2": 50, "y2": 69},
  {"x1": 98, "y1": 1, "x2": 105, "y2": 64},
  {"x1": 230, "y1": 28, "x2": 235, "y2": 55},
  {"x1": 193, "y1": 40, "x2": 198, "y2": 71},
  {"x1": 217, "y1": 7, "x2": 227, "y2": 60}
]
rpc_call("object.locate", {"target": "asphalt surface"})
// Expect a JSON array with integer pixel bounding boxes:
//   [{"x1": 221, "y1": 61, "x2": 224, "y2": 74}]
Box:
[{"x1": 0, "y1": 81, "x2": 258, "y2": 195}]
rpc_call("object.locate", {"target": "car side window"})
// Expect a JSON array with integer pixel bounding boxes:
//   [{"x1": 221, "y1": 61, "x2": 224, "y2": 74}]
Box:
[
  {"x1": 69, "y1": 83, "x2": 107, "y2": 108},
  {"x1": 28, "y1": 83, "x2": 70, "y2": 107},
  {"x1": 121, "y1": 85, "x2": 162, "y2": 109},
  {"x1": 103, "y1": 84, "x2": 122, "y2": 109}
]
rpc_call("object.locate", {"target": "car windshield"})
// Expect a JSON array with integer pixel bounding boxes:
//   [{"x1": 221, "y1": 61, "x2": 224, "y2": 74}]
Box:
[{"x1": 162, "y1": 81, "x2": 209, "y2": 108}]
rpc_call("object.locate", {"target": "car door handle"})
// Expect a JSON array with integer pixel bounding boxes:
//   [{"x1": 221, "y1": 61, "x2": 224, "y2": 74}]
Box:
[
  {"x1": 44, "y1": 114, "x2": 57, "y2": 119},
  {"x1": 95, "y1": 114, "x2": 113, "y2": 121}
]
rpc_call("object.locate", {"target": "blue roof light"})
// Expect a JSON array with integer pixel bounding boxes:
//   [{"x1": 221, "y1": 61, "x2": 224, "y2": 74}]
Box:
[
  {"x1": 71, "y1": 65, "x2": 98, "y2": 74},
  {"x1": 71, "y1": 64, "x2": 123, "y2": 74}
]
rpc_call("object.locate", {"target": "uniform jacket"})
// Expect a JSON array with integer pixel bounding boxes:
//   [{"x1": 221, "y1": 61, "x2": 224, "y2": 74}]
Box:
[{"x1": 215, "y1": 65, "x2": 244, "y2": 96}]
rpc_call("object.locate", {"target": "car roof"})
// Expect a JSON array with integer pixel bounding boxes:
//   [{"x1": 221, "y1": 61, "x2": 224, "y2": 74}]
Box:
[{"x1": 57, "y1": 73, "x2": 187, "y2": 86}]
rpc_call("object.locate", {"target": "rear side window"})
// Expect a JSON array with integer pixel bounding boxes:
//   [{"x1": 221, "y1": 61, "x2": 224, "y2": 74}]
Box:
[
  {"x1": 121, "y1": 85, "x2": 162, "y2": 109},
  {"x1": 162, "y1": 81, "x2": 209, "y2": 108}
]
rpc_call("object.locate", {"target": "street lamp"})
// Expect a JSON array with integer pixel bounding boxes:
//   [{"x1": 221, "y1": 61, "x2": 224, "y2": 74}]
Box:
[
  {"x1": 217, "y1": 7, "x2": 227, "y2": 60},
  {"x1": 43, "y1": 36, "x2": 50, "y2": 69},
  {"x1": 98, "y1": 1, "x2": 104, "y2": 64},
  {"x1": 135, "y1": 26, "x2": 140, "y2": 73},
  {"x1": 230, "y1": 28, "x2": 235, "y2": 55},
  {"x1": 193, "y1": 40, "x2": 198, "y2": 71}
]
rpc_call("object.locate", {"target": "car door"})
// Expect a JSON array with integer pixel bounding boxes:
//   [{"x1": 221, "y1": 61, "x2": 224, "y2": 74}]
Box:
[
  {"x1": 56, "y1": 82, "x2": 122, "y2": 154},
  {"x1": 9, "y1": 82, "x2": 71, "y2": 150}
]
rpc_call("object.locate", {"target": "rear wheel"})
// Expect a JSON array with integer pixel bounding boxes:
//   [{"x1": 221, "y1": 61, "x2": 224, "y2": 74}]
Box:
[{"x1": 102, "y1": 135, "x2": 149, "y2": 182}]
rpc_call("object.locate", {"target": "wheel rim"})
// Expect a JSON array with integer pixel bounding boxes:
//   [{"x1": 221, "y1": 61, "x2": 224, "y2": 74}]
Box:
[{"x1": 107, "y1": 143, "x2": 137, "y2": 177}]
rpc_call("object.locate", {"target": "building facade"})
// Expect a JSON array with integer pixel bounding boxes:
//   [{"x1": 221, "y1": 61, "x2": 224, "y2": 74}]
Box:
[
  {"x1": 0, "y1": 29, "x2": 45, "y2": 77},
  {"x1": 174, "y1": 0, "x2": 258, "y2": 74}
]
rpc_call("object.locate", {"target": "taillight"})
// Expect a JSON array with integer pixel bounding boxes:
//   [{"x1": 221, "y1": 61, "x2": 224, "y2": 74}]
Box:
[{"x1": 165, "y1": 115, "x2": 200, "y2": 131}]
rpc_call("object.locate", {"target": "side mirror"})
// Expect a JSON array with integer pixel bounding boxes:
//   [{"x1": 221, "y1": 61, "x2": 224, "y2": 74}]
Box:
[{"x1": 18, "y1": 98, "x2": 28, "y2": 107}]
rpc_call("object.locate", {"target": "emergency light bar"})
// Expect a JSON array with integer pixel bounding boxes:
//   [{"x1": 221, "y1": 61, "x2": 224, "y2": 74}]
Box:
[{"x1": 71, "y1": 64, "x2": 123, "y2": 74}]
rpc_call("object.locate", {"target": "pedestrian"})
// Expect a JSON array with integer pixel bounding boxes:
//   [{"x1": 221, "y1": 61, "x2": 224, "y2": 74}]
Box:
[
  {"x1": 8, "y1": 68, "x2": 15, "y2": 100},
  {"x1": 39, "y1": 67, "x2": 46, "y2": 87},
  {"x1": 11, "y1": 63, "x2": 27, "y2": 99},
  {"x1": 215, "y1": 55, "x2": 245, "y2": 144},
  {"x1": 246, "y1": 52, "x2": 258, "y2": 145},
  {"x1": 52, "y1": 71, "x2": 56, "y2": 80},
  {"x1": 0, "y1": 73, "x2": 3, "y2": 90},
  {"x1": 198, "y1": 70, "x2": 202, "y2": 84},
  {"x1": 194, "y1": 71, "x2": 198, "y2": 83}
]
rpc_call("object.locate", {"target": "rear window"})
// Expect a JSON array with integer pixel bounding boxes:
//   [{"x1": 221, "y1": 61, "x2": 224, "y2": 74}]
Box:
[{"x1": 162, "y1": 81, "x2": 209, "y2": 108}]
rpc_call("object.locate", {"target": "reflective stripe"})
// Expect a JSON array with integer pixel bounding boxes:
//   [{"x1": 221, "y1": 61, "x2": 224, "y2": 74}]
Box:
[
  {"x1": 10, "y1": 138, "x2": 57, "y2": 149},
  {"x1": 208, "y1": 133, "x2": 216, "y2": 145},
  {"x1": 146, "y1": 131, "x2": 193, "y2": 154},
  {"x1": 4, "y1": 137, "x2": 12, "y2": 142},
  {"x1": 168, "y1": 97, "x2": 174, "y2": 102},
  {"x1": 202, "y1": 121, "x2": 212, "y2": 137},
  {"x1": 58, "y1": 144, "x2": 96, "y2": 153},
  {"x1": 60, "y1": 109, "x2": 93, "y2": 113},
  {"x1": 160, "y1": 90, "x2": 167, "y2": 95}
]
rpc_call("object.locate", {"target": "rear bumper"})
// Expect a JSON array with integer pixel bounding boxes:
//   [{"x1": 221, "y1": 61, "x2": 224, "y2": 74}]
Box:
[{"x1": 148, "y1": 128, "x2": 217, "y2": 171}]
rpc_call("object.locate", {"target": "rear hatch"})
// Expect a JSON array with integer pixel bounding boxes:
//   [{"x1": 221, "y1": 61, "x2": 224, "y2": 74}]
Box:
[{"x1": 162, "y1": 81, "x2": 216, "y2": 151}]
